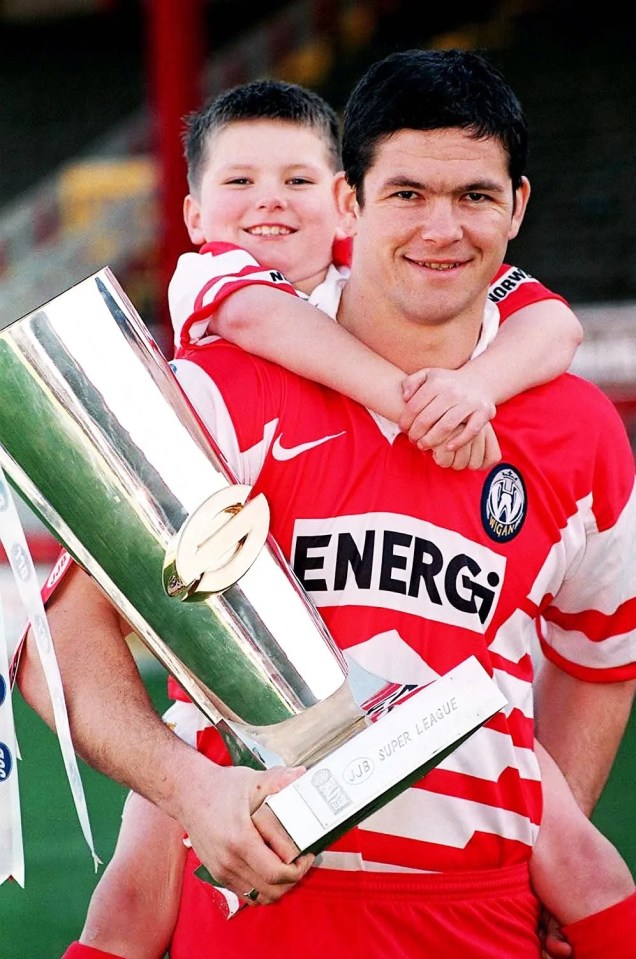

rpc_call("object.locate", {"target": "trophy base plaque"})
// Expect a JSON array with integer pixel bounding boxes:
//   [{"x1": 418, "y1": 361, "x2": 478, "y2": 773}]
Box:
[
  {"x1": 262, "y1": 656, "x2": 506, "y2": 856},
  {"x1": 195, "y1": 654, "x2": 506, "y2": 893}
]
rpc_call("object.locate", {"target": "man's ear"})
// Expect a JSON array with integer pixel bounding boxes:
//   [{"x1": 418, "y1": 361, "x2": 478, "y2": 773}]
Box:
[
  {"x1": 334, "y1": 172, "x2": 358, "y2": 237},
  {"x1": 509, "y1": 176, "x2": 531, "y2": 241},
  {"x1": 183, "y1": 194, "x2": 205, "y2": 246}
]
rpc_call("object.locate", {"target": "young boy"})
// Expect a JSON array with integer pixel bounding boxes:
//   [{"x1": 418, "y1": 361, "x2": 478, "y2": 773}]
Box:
[{"x1": 61, "y1": 79, "x2": 634, "y2": 959}]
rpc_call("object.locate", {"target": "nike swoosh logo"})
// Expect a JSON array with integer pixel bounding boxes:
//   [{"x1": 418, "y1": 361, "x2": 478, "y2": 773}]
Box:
[{"x1": 272, "y1": 431, "x2": 345, "y2": 461}]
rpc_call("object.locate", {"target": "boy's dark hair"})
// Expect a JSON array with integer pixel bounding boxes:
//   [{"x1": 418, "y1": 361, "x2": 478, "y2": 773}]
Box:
[
  {"x1": 342, "y1": 49, "x2": 528, "y2": 203},
  {"x1": 183, "y1": 78, "x2": 342, "y2": 192}
]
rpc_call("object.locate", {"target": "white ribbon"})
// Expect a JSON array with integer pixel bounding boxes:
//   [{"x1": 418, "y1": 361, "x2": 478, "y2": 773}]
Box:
[
  {"x1": 0, "y1": 585, "x2": 23, "y2": 886},
  {"x1": 0, "y1": 464, "x2": 99, "y2": 884}
]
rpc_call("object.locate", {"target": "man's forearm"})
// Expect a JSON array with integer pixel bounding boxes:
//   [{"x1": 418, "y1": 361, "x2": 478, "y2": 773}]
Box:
[
  {"x1": 16, "y1": 563, "x2": 198, "y2": 815},
  {"x1": 534, "y1": 659, "x2": 636, "y2": 814}
]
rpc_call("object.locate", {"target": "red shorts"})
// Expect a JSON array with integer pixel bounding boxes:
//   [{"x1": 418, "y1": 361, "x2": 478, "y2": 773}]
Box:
[{"x1": 170, "y1": 856, "x2": 541, "y2": 959}]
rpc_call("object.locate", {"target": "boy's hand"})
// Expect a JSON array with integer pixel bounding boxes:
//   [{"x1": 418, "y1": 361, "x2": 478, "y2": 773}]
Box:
[
  {"x1": 400, "y1": 367, "x2": 496, "y2": 452},
  {"x1": 432, "y1": 422, "x2": 501, "y2": 471}
]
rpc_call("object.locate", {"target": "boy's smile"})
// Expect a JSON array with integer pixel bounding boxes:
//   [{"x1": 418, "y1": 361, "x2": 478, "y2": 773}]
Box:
[{"x1": 184, "y1": 119, "x2": 343, "y2": 294}]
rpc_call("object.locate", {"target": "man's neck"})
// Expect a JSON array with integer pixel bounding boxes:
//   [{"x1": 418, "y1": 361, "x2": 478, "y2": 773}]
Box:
[{"x1": 336, "y1": 279, "x2": 486, "y2": 374}]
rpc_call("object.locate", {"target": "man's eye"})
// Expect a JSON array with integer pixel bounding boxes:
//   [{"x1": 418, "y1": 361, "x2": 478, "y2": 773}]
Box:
[
  {"x1": 466, "y1": 192, "x2": 488, "y2": 202},
  {"x1": 393, "y1": 190, "x2": 418, "y2": 200}
]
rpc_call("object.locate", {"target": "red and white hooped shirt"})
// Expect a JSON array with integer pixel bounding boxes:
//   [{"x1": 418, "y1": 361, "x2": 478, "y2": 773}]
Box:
[
  {"x1": 17, "y1": 247, "x2": 634, "y2": 879},
  {"x1": 169, "y1": 295, "x2": 636, "y2": 876}
]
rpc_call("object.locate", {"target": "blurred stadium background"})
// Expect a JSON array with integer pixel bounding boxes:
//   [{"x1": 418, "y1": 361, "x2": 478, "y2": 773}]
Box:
[{"x1": 0, "y1": 1, "x2": 634, "y2": 956}]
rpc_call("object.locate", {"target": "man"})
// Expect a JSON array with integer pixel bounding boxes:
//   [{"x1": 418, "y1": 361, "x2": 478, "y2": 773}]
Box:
[{"x1": 19, "y1": 50, "x2": 636, "y2": 958}]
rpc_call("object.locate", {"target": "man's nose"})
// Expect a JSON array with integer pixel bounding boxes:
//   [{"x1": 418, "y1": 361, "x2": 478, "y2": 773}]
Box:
[{"x1": 418, "y1": 200, "x2": 462, "y2": 242}]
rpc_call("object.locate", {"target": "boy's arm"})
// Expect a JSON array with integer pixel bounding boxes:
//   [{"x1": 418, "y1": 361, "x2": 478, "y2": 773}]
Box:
[
  {"x1": 466, "y1": 299, "x2": 583, "y2": 405},
  {"x1": 399, "y1": 299, "x2": 583, "y2": 453},
  {"x1": 188, "y1": 253, "x2": 582, "y2": 469},
  {"x1": 212, "y1": 286, "x2": 501, "y2": 470},
  {"x1": 173, "y1": 247, "x2": 507, "y2": 464},
  {"x1": 181, "y1": 251, "x2": 579, "y2": 460},
  {"x1": 214, "y1": 284, "x2": 407, "y2": 422}
]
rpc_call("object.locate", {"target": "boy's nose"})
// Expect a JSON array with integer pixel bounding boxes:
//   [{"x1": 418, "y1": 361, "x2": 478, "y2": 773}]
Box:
[{"x1": 256, "y1": 192, "x2": 286, "y2": 211}]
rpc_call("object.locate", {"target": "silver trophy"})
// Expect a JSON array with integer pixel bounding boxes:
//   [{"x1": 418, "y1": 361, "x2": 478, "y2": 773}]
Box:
[{"x1": 0, "y1": 269, "x2": 506, "y2": 860}]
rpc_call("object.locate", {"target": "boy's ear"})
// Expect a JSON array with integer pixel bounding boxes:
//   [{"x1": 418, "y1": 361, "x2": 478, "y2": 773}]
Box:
[
  {"x1": 333, "y1": 172, "x2": 358, "y2": 237},
  {"x1": 183, "y1": 194, "x2": 205, "y2": 246}
]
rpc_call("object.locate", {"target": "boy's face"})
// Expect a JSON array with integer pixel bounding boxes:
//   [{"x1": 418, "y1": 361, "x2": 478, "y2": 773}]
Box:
[{"x1": 184, "y1": 119, "x2": 344, "y2": 293}]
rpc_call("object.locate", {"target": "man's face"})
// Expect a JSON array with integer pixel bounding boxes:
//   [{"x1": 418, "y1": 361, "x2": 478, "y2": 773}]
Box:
[
  {"x1": 338, "y1": 127, "x2": 529, "y2": 329},
  {"x1": 184, "y1": 119, "x2": 343, "y2": 294}
]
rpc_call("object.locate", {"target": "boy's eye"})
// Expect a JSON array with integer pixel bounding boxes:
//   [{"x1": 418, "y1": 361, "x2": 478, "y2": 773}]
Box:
[
  {"x1": 225, "y1": 177, "x2": 251, "y2": 186},
  {"x1": 288, "y1": 176, "x2": 314, "y2": 186}
]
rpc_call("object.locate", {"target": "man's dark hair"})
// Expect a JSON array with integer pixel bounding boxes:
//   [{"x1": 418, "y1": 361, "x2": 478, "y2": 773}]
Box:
[
  {"x1": 183, "y1": 78, "x2": 342, "y2": 192},
  {"x1": 342, "y1": 49, "x2": 528, "y2": 203}
]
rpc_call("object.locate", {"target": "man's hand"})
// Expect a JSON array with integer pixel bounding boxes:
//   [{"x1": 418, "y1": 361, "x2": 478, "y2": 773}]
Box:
[
  {"x1": 175, "y1": 757, "x2": 314, "y2": 906},
  {"x1": 399, "y1": 367, "x2": 501, "y2": 469},
  {"x1": 540, "y1": 910, "x2": 572, "y2": 959}
]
